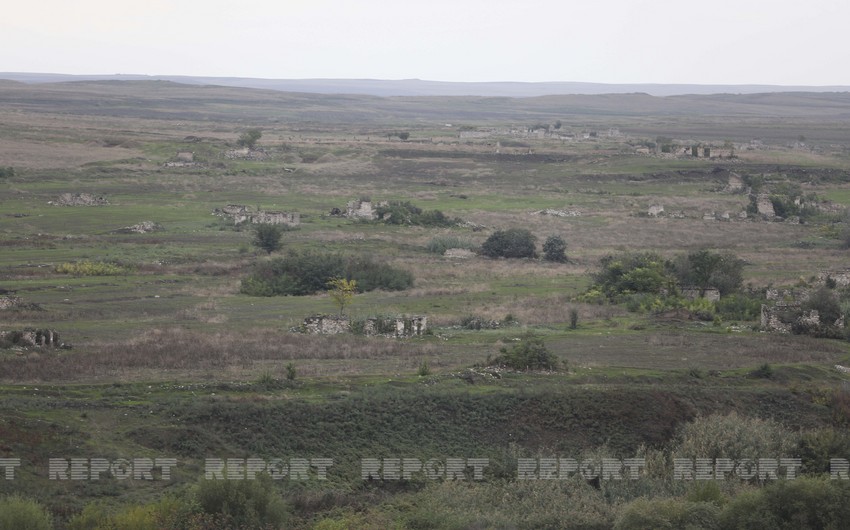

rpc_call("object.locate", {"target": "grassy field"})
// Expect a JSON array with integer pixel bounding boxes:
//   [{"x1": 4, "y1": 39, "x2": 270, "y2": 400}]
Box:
[{"x1": 1, "y1": 81, "x2": 850, "y2": 528}]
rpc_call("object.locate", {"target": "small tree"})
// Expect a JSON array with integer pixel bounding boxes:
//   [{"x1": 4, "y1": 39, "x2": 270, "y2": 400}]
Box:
[
  {"x1": 237, "y1": 128, "x2": 262, "y2": 149},
  {"x1": 542, "y1": 235, "x2": 568, "y2": 262},
  {"x1": 480, "y1": 228, "x2": 537, "y2": 259},
  {"x1": 327, "y1": 277, "x2": 357, "y2": 315},
  {"x1": 251, "y1": 224, "x2": 283, "y2": 254}
]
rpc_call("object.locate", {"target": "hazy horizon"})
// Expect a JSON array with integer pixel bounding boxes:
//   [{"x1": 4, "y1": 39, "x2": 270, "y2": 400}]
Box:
[{"x1": 4, "y1": 1, "x2": 849, "y2": 87}]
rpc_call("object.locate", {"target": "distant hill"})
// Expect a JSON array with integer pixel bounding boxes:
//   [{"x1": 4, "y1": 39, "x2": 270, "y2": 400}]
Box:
[{"x1": 1, "y1": 72, "x2": 848, "y2": 97}]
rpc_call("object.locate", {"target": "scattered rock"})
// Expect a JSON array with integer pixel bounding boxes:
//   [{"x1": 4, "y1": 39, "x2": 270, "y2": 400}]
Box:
[
  {"x1": 0, "y1": 296, "x2": 43, "y2": 311},
  {"x1": 115, "y1": 221, "x2": 163, "y2": 234},
  {"x1": 49, "y1": 193, "x2": 109, "y2": 206},
  {"x1": 443, "y1": 248, "x2": 476, "y2": 259},
  {"x1": 0, "y1": 328, "x2": 66, "y2": 349},
  {"x1": 533, "y1": 208, "x2": 581, "y2": 217}
]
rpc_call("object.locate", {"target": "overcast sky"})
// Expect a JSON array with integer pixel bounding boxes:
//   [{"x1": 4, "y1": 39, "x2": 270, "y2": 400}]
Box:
[{"x1": 4, "y1": 0, "x2": 848, "y2": 86}]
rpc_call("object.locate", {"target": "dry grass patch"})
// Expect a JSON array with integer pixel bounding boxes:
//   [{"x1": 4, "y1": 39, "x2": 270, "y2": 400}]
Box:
[{"x1": 0, "y1": 327, "x2": 440, "y2": 382}]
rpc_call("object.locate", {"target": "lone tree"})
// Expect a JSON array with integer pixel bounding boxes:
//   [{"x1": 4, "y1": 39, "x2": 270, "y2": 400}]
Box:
[
  {"x1": 480, "y1": 228, "x2": 537, "y2": 259},
  {"x1": 542, "y1": 235, "x2": 568, "y2": 262},
  {"x1": 237, "y1": 128, "x2": 262, "y2": 149},
  {"x1": 252, "y1": 224, "x2": 283, "y2": 254},
  {"x1": 327, "y1": 277, "x2": 357, "y2": 315}
]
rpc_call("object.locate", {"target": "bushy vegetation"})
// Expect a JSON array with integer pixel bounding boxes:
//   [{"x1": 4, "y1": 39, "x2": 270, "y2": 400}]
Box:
[
  {"x1": 375, "y1": 201, "x2": 459, "y2": 227},
  {"x1": 542, "y1": 234, "x2": 568, "y2": 262},
  {"x1": 251, "y1": 223, "x2": 284, "y2": 254},
  {"x1": 672, "y1": 249, "x2": 745, "y2": 296},
  {"x1": 240, "y1": 251, "x2": 413, "y2": 296},
  {"x1": 590, "y1": 251, "x2": 672, "y2": 299},
  {"x1": 55, "y1": 260, "x2": 127, "y2": 276},
  {"x1": 579, "y1": 250, "x2": 752, "y2": 321},
  {"x1": 0, "y1": 495, "x2": 52, "y2": 530},
  {"x1": 480, "y1": 228, "x2": 537, "y2": 259},
  {"x1": 425, "y1": 235, "x2": 477, "y2": 254},
  {"x1": 489, "y1": 334, "x2": 560, "y2": 371},
  {"x1": 0, "y1": 166, "x2": 14, "y2": 179},
  {"x1": 236, "y1": 128, "x2": 262, "y2": 149},
  {"x1": 673, "y1": 411, "x2": 799, "y2": 461}
]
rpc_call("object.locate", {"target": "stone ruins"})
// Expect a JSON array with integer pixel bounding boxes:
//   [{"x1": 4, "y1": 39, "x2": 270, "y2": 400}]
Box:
[
  {"x1": 0, "y1": 328, "x2": 64, "y2": 348},
  {"x1": 345, "y1": 199, "x2": 387, "y2": 220},
  {"x1": 213, "y1": 205, "x2": 300, "y2": 226},
  {"x1": 301, "y1": 315, "x2": 427, "y2": 338},
  {"x1": 49, "y1": 193, "x2": 109, "y2": 206}
]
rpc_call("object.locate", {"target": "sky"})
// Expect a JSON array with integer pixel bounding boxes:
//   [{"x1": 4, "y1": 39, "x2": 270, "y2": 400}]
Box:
[{"x1": 4, "y1": 0, "x2": 849, "y2": 86}]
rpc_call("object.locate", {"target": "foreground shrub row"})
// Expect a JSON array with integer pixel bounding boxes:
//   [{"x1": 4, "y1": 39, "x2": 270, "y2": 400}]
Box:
[{"x1": 241, "y1": 251, "x2": 413, "y2": 296}]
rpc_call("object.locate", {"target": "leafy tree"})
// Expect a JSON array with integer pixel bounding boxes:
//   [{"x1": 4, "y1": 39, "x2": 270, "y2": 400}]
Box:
[
  {"x1": 236, "y1": 128, "x2": 262, "y2": 149},
  {"x1": 594, "y1": 252, "x2": 671, "y2": 298},
  {"x1": 327, "y1": 277, "x2": 357, "y2": 315},
  {"x1": 672, "y1": 250, "x2": 744, "y2": 295},
  {"x1": 251, "y1": 223, "x2": 283, "y2": 254},
  {"x1": 398, "y1": 131, "x2": 410, "y2": 140},
  {"x1": 542, "y1": 235, "x2": 567, "y2": 262},
  {"x1": 480, "y1": 228, "x2": 537, "y2": 259}
]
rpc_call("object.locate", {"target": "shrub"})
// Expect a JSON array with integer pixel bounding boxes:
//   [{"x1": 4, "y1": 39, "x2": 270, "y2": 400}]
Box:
[
  {"x1": 240, "y1": 251, "x2": 413, "y2": 296},
  {"x1": 542, "y1": 235, "x2": 568, "y2": 262},
  {"x1": 375, "y1": 201, "x2": 458, "y2": 227},
  {"x1": 716, "y1": 292, "x2": 763, "y2": 321},
  {"x1": 720, "y1": 477, "x2": 850, "y2": 529},
  {"x1": 251, "y1": 224, "x2": 283, "y2": 254},
  {"x1": 0, "y1": 495, "x2": 52, "y2": 530},
  {"x1": 614, "y1": 498, "x2": 721, "y2": 530},
  {"x1": 236, "y1": 128, "x2": 262, "y2": 149},
  {"x1": 193, "y1": 474, "x2": 290, "y2": 529},
  {"x1": 674, "y1": 411, "x2": 798, "y2": 462},
  {"x1": 672, "y1": 249, "x2": 744, "y2": 296},
  {"x1": 593, "y1": 252, "x2": 671, "y2": 299},
  {"x1": 55, "y1": 260, "x2": 127, "y2": 276},
  {"x1": 490, "y1": 334, "x2": 560, "y2": 371},
  {"x1": 480, "y1": 228, "x2": 537, "y2": 259},
  {"x1": 797, "y1": 428, "x2": 850, "y2": 474}
]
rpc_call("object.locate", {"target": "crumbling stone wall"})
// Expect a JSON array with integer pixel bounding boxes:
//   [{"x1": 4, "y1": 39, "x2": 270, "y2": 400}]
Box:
[
  {"x1": 680, "y1": 287, "x2": 720, "y2": 302},
  {"x1": 301, "y1": 315, "x2": 427, "y2": 338},
  {"x1": 49, "y1": 193, "x2": 109, "y2": 206},
  {"x1": 760, "y1": 303, "x2": 801, "y2": 333},
  {"x1": 213, "y1": 205, "x2": 299, "y2": 226},
  {"x1": 346, "y1": 199, "x2": 378, "y2": 220},
  {"x1": 0, "y1": 328, "x2": 63, "y2": 348}
]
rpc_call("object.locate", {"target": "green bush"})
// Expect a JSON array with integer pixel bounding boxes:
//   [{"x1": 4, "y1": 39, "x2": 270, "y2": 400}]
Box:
[
  {"x1": 375, "y1": 201, "x2": 458, "y2": 227},
  {"x1": 720, "y1": 477, "x2": 850, "y2": 529},
  {"x1": 672, "y1": 250, "x2": 744, "y2": 296},
  {"x1": 490, "y1": 334, "x2": 560, "y2": 371},
  {"x1": 55, "y1": 260, "x2": 127, "y2": 276},
  {"x1": 674, "y1": 411, "x2": 798, "y2": 462},
  {"x1": 193, "y1": 474, "x2": 290, "y2": 529},
  {"x1": 593, "y1": 252, "x2": 671, "y2": 299},
  {"x1": 542, "y1": 234, "x2": 568, "y2": 262},
  {"x1": 251, "y1": 224, "x2": 283, "y2": 254},
  {"x1": 716, "y1": 292, "x2": 763, "y2": 321},
  {"x1": 240, "y1": 251, "x2": 413, "y2": 296},
  {"x1": 614, "y1": 498, "x2": 721, "y2": 530},
  {"x1": 480, "y1": 228, "x2": 537, "y2": 259},
  {"x1": 0, "y1": 495, "x2": 52, "y2": 530},
  {"x1": 798, "y1": 428, "x2": 850, "y2": 475}
]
